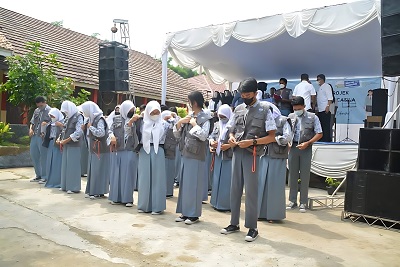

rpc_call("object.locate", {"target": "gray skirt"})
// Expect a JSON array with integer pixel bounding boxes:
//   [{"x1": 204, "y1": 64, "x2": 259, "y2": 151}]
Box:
[
  {"x1": 86, "y1": 152, "x2": 111, "y2": 196},
  {"x1": 80, "y1": 137, "x2": 89, "y2": 176},
  {"x1": 176, "y1": 156, "x2": 205, "y2": 217},
  {"x1": 210, "y1": 154, "x2": 232, "y2": 211},
  {"x1": 165, "y1": 158, "x2": 175, "y2": 196},
  {"x1": 45, "y1": 140, "x2": 62, "y2": 188},
  {"x1": 137, "y1": 146, "x2": 167, "y2": 213},
  {"x1": 60, "y1": 145, "x2": 81, "y2": 192},
  {"x1": 258, "y1": 155, "x2": 287, "y2": 220},
  {"x1": 109, "y1": 150, "x2": 138, "y2": 204}
]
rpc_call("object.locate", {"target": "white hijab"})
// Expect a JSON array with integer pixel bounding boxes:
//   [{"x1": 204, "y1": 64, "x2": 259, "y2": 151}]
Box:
[
  {"x1": 60, "y1": 101, "x2": 78, "y2": 119},
  {"x1": 80, "y1": 101, "x2": 103, "y2": 123},
  {"x1": 216, "y1": 104, "x2": 232, "y2": 155},
  {"x1": 142, "y1": 101, "x2": 163, "y2": 155},
  {"x1": 120, "y1": 101, "x2": 135, "y2": 120},
  {"x1": 48, "y1": 108, "x2": 64, "y2": 126}
]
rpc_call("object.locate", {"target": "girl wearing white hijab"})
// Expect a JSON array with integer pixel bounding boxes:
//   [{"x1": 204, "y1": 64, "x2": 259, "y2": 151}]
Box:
[
  {"x1": 209, "y1": 104, "x2": 234, "y2": 211},
  {"x1": 58, "y1": 101, "x2": 84, "y2": 194},
  {"x1": 137, "y1": 101, "x2": 169, "y2": 214},
  {"x1": 258, "y1": 106, "x2": 292, "y2": 222},
  {"x1": 108, "y1": 100, "x2": 139, "y2": 207},
  {"x1": 80, "y1": 101, "x2": 110, "y2": 199},
  {"x1": 42, "y1": 108, "x2": 65, "y2": 188}
]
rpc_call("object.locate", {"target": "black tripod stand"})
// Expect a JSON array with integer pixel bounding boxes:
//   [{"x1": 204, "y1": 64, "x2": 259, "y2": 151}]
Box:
[{"x1": 339, "y1": 99, "x2": 357, "y2": 143}]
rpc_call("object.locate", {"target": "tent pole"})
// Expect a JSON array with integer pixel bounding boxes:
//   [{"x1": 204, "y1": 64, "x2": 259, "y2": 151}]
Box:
[{"x1": 161, "y1": 51, "x2": 168, "y2": 105}]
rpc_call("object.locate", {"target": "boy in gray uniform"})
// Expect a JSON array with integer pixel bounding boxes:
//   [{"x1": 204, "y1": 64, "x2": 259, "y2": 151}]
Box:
[
  {"x1": 220, "y1": 78, "x2": 276, "y2": 242},
  {"x1": 29, "y1": 96, "x2": 51, "y2": 182},
  {"x1": 287, "y1": 96, "x2": 323, "y2": 212}
]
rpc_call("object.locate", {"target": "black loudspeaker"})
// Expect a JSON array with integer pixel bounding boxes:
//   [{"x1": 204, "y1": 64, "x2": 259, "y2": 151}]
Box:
[
  {"x1": 381, "y1": 0, "x2": 400, "y2": 76},
  {"x1": 372, "y1": 89, "x2": 388, "y2": 117},
  {"x1": 345, "y1": 170, "x2": 400, "y2": 221},
  {"x1": 99, "y1": 41, "x2": 129, "y2": 92}
]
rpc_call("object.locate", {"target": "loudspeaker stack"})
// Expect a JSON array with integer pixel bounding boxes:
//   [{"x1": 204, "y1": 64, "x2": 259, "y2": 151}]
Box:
[
  {"x1": 99, "y1": 41, "x2": 129, "y2": 91},
  {"x1": 381, "y1": 0, "x2": 400, "y2": 77}
]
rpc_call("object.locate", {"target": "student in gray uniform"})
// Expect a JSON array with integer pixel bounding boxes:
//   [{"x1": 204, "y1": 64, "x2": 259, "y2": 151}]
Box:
[
  {"x1": 161, "y1": 110, "x2": 178, "y2": 198},
  {"x1": 108, "y1": 100, "x2": 139, "y2": 207},
  {"x1": 42, "y1": 108, "x2": 64, "y2": 188},
  {"x1": 169, "y1": 107, "x2": 182, "y2": 188},
  {"x1": 220, "y1": 77, "x2": 277, "y2": 242},
  {"x1": 137, "y1": 101, "x2": 169, "y2": 214},
  {"x1": 258, "y1": 104, "x2": 292, "y2": 221},
  {"x1": 29, "y1": 96, "x2": 51, "y2": 182},
  {"x1": 202, "y1": 108, "x2": 213, "y2": 202},
  {"x1": 209, "y1": 104, "x2": 233, "y2": 211},
  {"x1": 287, "y1": 96, "x2": 323, "y2": 212},
  {"x1": 174, "y1": 91, "x2": 211, "y2": 225},
  {"x1": 80, "y1": 115, "x2": 89, "y2": 177},
  {"x1": 81, "y1": 101, "x2": 110, "y2": 199},
  {"x1": 58, "y1": 101, "x2": 83, "y2": 194}
]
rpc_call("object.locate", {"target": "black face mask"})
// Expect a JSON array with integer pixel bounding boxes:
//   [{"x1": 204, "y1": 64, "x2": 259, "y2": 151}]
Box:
[
  {"x1": 115, "y1": 112, "x2": 120, "y2": 115},
  {"x1": 242, "y1": 97, "x2": 254, "y2": 106},
  {"x1": 127, "y1": 111, "x2": 134, "y2": 118}
]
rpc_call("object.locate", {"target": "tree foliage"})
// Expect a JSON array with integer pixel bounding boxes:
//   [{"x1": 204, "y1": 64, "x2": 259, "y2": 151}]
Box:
[
  {"x1": 51, "y1": 20, "x2": 63, "y2": 27},
  {"x1": 167, "y1": 57, "x2": 199, "y2": 79},
  {"x1": 0, "y1": 42, "x2": 90, "y2": 120}
]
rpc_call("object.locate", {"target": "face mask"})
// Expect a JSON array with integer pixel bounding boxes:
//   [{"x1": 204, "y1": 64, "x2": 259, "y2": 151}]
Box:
[
  {"x1": 127, "y1": 111, "x2": 134, "y2": 118},
  {"x1": 242, "y1": 97, "x2": 254, "y2": 106},
  {"x1": 115, "y1": 112, "x2": 120, "y2": 115},
  {"x1": 294, "y1": 110, "x2": 304, "y2": 117},
  {"x1": 219, "y1": 117, "x2": 229, "y2": 124},
  {"x1": 51, "y1": 117, "x2": 57, "y2": 122},
  {"x1": 279, "y1": 84, "x2": 285, "y2": 89},
  {"x1": 150, "y1": 114, "x2": 160, "y2": 121}
]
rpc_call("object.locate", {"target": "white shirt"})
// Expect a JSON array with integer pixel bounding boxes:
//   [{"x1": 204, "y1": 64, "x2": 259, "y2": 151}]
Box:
[
  {"x1": 317, "y1": 83, "x2": 334, "y2": 112},
  {"x1": 293, "y1": 81, "x2": 316, "y2": 111}
]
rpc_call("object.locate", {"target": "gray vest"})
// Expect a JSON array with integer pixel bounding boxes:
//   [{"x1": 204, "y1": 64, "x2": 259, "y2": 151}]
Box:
[
  {"x1": 111, "y1": 115, "x2": 139, "y2": 152},
  {"x1": 276, "y1": 88, "x2": 292, "y2": 110},
  {"x1": 180, "y1": 111, "x2": 211, "y2": 161},
  {"x1": 288, "y1": 111, "x2": 316, "y2": 144},
  {"x1": 231, "y1": 101, "x2": 271, "y2": 156},
  {"x1": 32, "y1": 106, "x2": 51, "y2": 135},
  {"x1": 164, "y1": 123, "x2": 178, "y2": 159},
  {"x1": 210, "y1": 122, "x2": 233, "y2": 160},
  {"x1": 89, "y1": 115, "x2": 109, "y2": 154},
  {"x1": 61, "y1": 112, "x2": 82, "y2": 147},
  {"x1": 266, "y1": 116, "x2": 290, "y2": 159},
  {"x1": 51, "y1": 125, "x2": 62, "y2": 147}
]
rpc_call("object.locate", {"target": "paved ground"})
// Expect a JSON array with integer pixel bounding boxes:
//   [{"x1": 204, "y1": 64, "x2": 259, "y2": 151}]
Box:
[{"x1": 0, "y1": 167, "x2": 399, "y2": 267}]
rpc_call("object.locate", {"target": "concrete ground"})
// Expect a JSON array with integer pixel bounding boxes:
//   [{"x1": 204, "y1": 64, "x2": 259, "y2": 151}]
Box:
[{"x1": 0, "y1": 168, "x2": 399, "y2": 267}]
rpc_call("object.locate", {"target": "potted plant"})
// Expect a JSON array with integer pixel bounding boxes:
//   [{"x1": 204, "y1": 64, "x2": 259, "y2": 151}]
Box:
[{"x1": 325, "y1": 177, "x2": 341, "y2": 195}]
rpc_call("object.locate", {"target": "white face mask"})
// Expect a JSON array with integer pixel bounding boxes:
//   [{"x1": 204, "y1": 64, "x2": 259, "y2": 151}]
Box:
[
  {"x1": 279, "y1": 84, "x2": 285, "y2": 89},
  {"x1": 294, "y1": 110, "x2": 304, "y2": 117},
  {"x1": 150, "y1": 114, "x2": 160, "y2": 121},
  {"x1": 51, "y1": 117, "x2": 57, "y2": 123}
]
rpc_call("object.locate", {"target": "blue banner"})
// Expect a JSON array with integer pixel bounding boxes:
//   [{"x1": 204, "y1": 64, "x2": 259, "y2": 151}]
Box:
[{"x1": 268, "y1": 77, "x2": 381, "y2": 124}]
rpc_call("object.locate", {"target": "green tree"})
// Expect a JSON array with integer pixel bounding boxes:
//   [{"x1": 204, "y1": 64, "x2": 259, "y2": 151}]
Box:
[
  {"x1": 165, "y1": 57, "x2": 199, "y2": 79},
  {"x1": 91, "y1": 33, "x2": 100, "y2": 38},
  {"x1": 0, "y1": 42, "x2": 90, "y2": 121},
  {"x1": 51, "y1": 20, "x2": 63, "y2": 27}
]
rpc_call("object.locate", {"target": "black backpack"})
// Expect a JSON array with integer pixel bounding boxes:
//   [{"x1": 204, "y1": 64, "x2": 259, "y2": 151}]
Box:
[{"x1": 328, "y1": 83, "x2": 335, "y2": 103}]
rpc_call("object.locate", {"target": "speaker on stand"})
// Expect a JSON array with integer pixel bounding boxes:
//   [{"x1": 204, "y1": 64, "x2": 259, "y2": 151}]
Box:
[{"x1": 98, "y1": 41, "x2": 130, "y2": 112}]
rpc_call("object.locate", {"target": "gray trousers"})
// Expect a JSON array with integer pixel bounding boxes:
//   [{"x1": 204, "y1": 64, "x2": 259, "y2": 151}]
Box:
[
  {"x1": 230, "y1": 148, "x2": 259, "y2": 229},
  {"x1": 288, "y1": 145, "x2": 312, "y2": 205},
  {"x1": 30, "y1": 135, "x2": 48, "y2": 179}
]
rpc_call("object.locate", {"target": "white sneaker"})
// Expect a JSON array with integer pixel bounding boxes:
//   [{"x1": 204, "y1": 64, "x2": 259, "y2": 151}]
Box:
[
  {"x1": 299, "y1": 204, "x2": 307, "y2": 213},
  {"x1": 137, "y1": 209, "x2": 145, "y2": 213},
  {"x1": 184, "y1": 217, "x2": 199, "y2": 225},
  {"x1": 286, "y1": 202, "x2": 298, "y2": 210},
  {"x1": 89, "y1": 196, "x2": 95, "y2": 200},
  {"x1": 59, "y1": 188, "x2": 63, "y2": 191},
  {"x1": 151, "y1": 211, "x2": 163, "y2": 215},
  {"x1": 67, "y1": 190, "x2": 74, "y2": 194},
  {"x1": 125, "y1": 203, "x2": 133, "y2": 207},
  {"x1": 175, "y1": 215, "x2": 187, "y2": 222},
  {"x1": 38, "y1": 180, "x2": 46, "y2": 184},
  {"x1": 85, "y1": 194, "x2": 90, "y2": 198}
]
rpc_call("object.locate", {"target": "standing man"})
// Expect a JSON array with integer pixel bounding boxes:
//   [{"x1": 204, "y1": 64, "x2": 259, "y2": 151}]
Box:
[
  {"x1": 29, "y1": 96, "x2": 51, "y2": 182},
  {"x1": 293, "y1": 74, "x2": 316, "y2": 112},
  {"x1": 220, "y1": 77, "x2": 276, "y2": 242},
  {"x1": 275, "y1": 78, "x2": 293, "y2": 116},
  {"x1": 287, "y1": 96, "x2": 323, "y2": 213},
  {"x1": 316, "y1": 74, "x2": 333, "y2": 142}
]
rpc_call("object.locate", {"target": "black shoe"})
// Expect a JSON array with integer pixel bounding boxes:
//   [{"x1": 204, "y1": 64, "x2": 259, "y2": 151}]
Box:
[
  {"x1": 175, "y1": 215, "x2": 188, "y2": 222},
  {"x1": 220, "y1": 225, "x2": 240, "y2": 234},
  {"x1": 30, "y1": 177, "x2": 41, "y2": 182},
  {"x1": 245, "y1": 228, "x2": 259, "y2": 242},
  {"x1": 185, "y1": 217, "x2": 199, "y2": 225}
]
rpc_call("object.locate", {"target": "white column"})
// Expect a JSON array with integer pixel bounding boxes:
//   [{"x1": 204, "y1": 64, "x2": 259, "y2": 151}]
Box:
[{"x1": 161, "y1": 51, "x2": 168, "y2": 105}]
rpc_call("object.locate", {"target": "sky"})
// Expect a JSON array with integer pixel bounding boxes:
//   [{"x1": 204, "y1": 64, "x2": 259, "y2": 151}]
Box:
[{"x1": 0, "y1": 0, "x2": 355, "y2": 58}]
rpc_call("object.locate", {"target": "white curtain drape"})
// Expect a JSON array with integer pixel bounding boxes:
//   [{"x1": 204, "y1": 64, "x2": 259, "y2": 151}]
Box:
[{"x1": 162, "y1": 0, "x2": 380, "y2": 84}]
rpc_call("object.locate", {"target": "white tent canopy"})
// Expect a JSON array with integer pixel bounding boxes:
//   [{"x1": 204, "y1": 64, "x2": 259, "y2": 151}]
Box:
[{"x1": 161, "y1": 0, "x2": 381, "y2": 87}]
